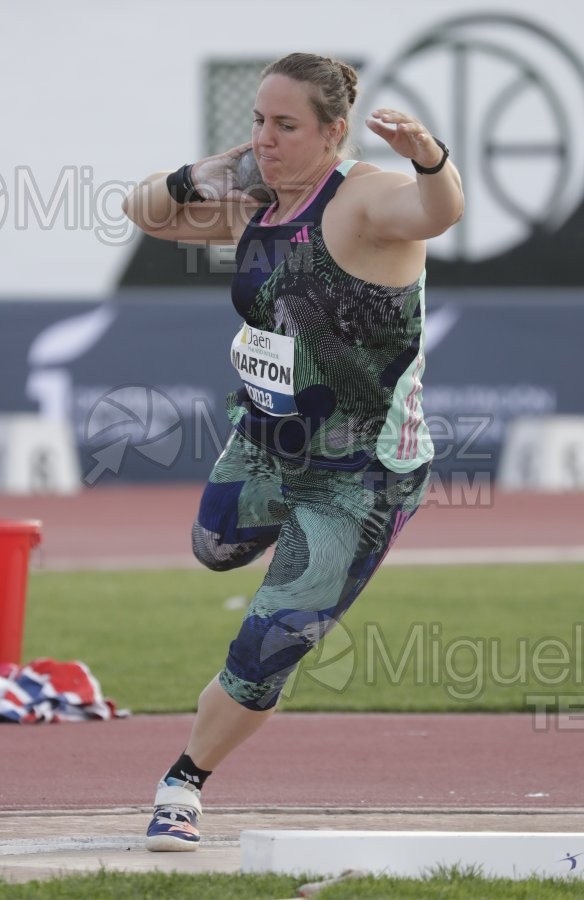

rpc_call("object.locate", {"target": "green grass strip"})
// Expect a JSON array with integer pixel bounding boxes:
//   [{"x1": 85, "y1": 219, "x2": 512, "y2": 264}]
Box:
[
  {"x1": 25, "y1": 563, "x2": 584, "y2": 713},
  {"x1": 2, "y1": 868, "x2": 584, "y2": 898}
]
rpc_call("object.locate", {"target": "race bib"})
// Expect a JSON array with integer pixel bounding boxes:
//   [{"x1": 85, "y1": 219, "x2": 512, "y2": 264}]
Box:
[{"x1": 231, "y1": 323, "x2": 297, "y2": 416}]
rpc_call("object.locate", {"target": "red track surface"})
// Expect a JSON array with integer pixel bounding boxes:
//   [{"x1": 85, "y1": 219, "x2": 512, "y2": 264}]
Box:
[
  {"x1": 1, "y1": 486, "x2": 583, "y2": 566},
  {"x1": 0, "y1": 712, "x2": 581, "y2": 812}
]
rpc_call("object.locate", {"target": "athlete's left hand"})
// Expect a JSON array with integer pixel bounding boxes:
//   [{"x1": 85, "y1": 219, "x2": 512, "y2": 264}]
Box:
[{"x1": 365, "y1": 109, "x2": 443, "y2": 169}]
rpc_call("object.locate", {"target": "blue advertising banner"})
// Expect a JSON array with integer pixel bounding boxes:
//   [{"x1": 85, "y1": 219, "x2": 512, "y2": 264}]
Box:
[{"x1": 0, "y1": 290, "x2": 581, "y2": 486}]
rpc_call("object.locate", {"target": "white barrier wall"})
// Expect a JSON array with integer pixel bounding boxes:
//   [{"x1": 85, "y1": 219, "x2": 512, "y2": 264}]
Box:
[
  {"x1": 2, "y1": 0, "x2": 584, "y2": 297},
  {"x1": 241, "y1": 829, "x2": 584, "y2": 880}
]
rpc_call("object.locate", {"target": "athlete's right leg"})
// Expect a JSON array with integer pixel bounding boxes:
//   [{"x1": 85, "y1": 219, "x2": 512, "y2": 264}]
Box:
[{"x1": 192, "y1": 431, "x2": 288, "y2": 571}]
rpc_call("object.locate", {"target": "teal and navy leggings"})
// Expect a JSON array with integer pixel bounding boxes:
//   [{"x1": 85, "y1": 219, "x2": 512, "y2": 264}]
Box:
[{"x1": 192, "y1": 431, "x2": 430, "y2": 711}]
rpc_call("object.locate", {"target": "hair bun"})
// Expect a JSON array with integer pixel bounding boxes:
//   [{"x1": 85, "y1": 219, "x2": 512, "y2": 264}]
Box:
[{"x1": 337, "y1": 61, "x2": 358, "y2": 107}]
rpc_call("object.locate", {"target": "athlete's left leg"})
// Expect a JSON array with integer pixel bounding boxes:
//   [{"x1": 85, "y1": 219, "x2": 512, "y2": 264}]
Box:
[
  {"x1": 182, "y1": 459, "x2": 430, "y2": 778},
  {"x1": 212, "y1": 457, "x2": 431, "y2": 717}
]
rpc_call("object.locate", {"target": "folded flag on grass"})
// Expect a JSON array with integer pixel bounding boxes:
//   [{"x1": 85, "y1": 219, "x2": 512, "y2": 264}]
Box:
[{"x1": 0, "y1": 659, "x2": 130, "y2": 723}]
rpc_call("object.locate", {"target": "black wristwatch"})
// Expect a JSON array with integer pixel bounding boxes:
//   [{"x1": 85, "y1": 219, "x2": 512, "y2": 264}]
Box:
[{"x1": 412, "y1": 137, "x2": 450, "y2": 175}]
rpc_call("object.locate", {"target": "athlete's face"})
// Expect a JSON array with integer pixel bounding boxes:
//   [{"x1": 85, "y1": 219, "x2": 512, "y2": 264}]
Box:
[{"x1": 252, "y1": 74, "x2": 343, "y2": 188}]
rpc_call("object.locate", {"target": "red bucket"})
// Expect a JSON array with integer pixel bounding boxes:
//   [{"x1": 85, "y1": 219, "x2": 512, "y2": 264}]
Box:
[{"x1": 0, "y1": 520, "x2": 42, "y2": 665}]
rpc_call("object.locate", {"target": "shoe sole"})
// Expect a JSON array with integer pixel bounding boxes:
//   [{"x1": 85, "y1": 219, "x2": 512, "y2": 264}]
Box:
[{"x1": 146, "y1": 834, "x2": 200, "y2": 852}]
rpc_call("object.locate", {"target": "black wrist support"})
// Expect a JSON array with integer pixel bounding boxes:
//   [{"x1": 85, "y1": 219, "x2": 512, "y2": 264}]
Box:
[{"x1": 166, "y1": 164, "x2": 205, "y2": 204}]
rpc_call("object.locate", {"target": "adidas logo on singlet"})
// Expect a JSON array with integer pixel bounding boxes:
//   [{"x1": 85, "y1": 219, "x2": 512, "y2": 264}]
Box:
[{"x1": 290, "y1": 225, "x2": 310, "y2": 243}]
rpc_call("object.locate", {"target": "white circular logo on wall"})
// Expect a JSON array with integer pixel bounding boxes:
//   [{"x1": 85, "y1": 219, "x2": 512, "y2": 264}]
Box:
[
  {"x1": 358, "y1": 14, "x2": 584, "y2": 262},
  {"x1": 0, "y1": 174, "x2": 8, "y2": 231}
]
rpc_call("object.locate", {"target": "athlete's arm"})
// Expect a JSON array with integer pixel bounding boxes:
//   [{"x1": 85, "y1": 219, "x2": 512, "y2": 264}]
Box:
[
  {"x1": 122, "y1": 172, "x2": 256, "y2": 244},
  {"x1": 358, "y1": 109, "x2": 464, "y2": 243},
  {"x1": 122, "y1": 144, "x2": 268, "y2": 244}
]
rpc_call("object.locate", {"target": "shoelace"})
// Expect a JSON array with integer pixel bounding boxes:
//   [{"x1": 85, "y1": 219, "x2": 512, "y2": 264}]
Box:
[{"x1": 155, "y1": 805, "x2": 196, "y2": 821}]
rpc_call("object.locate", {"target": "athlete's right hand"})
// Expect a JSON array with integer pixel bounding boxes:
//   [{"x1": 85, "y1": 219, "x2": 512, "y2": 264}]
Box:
[{"x1": 189, "y1": 144, "x2": 269, "y2": 202}]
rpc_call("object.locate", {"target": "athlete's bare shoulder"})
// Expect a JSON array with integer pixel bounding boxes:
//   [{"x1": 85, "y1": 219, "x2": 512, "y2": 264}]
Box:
[
  {"x1": 343, "y1": 160, "x2": 413, "y2": 186},
  {"x1": 335, "y1": 161, "x2": 413, "y2": 215},
  {"x1": 343, "y1": 160, "x2": 381, "y2": 179}
]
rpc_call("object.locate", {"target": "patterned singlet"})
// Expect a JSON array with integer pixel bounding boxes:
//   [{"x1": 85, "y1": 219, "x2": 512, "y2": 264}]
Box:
[{"x1": 228, "y1": 159, "x2": 434, "y2": 472}]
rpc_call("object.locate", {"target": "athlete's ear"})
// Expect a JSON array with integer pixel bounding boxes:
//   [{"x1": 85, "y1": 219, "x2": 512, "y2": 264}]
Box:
[{"x1": 328, "y1": 118, "x2": 346, "y2": 148}]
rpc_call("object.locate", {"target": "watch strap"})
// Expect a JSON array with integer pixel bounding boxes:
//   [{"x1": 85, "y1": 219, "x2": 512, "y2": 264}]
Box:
[{"x1": 412, "y1": 137, "x2": 450, "y2": 175}]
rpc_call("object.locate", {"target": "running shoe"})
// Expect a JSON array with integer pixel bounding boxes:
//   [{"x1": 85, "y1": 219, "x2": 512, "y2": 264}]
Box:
[{"x1": 146, "y1": 777, "x2": 202, "y2": 851}]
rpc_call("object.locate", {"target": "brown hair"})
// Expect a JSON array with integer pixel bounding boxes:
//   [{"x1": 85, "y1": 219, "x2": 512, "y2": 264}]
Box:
[{"x1": 260, "y1": 53, "x2": 358, "y2": 148}]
